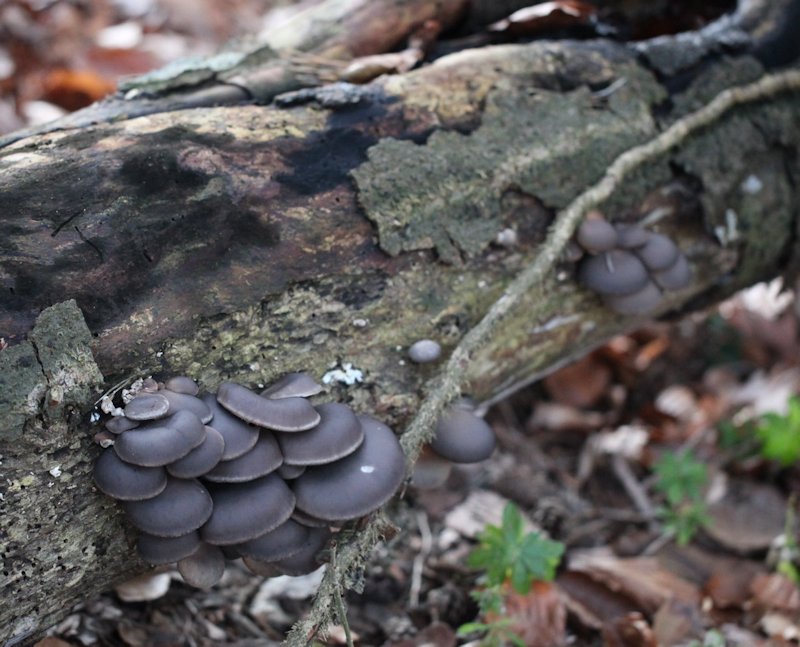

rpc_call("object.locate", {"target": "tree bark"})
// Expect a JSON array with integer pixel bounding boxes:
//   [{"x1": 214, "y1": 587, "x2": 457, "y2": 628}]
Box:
[{"x1": 1, "y1": 0, "x2": 799, "y2": 644}]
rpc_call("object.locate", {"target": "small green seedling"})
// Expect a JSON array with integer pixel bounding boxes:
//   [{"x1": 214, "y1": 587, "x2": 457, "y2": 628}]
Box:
[
  {"x1": 653, "y1": 451, "x2": 709, "y2": 545},
  {"x1": 458, "y1": 503, "x2": 564, "y2": 646},
  {"x1": 756, "y1": 396, "x2": 800, "y2": 466}
]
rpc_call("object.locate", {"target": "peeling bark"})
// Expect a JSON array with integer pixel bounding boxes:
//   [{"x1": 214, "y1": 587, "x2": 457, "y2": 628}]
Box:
[{"x1": 1, "y1": 0, "x2": 799, "y2": 644}]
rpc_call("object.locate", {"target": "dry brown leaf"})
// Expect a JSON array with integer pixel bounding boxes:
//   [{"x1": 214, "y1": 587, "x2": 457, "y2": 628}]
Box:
[
  {"x1": 557, "y1": 572, "x2": 640, "y2": 630},
  {"x1": 568, "y1": 548, "x2": 701, "y2": 614},
  {"x1": 751, "y1": 573, "x2": 800, "y2": 612},
  {"x1": 488, "y1": 1, "x2": 597, "y2": 36},
  {"x1": 705, "y1": 478, "x2": 787, "y2": 553},
  {"x1": 543, "y1": 353, "x2": 612, "y2": 409},
  {"x1": 601, "y1": 612, "x2": 657, "y2": 647},
  {"x1": 652, "y1": 599, "x2": 703, "y2": 646},
  {"x1": 485, "y1": 581, "x2": 566, "y2": 647},
  {"x1": 386, "y1": 622, "x2": 456, "y2": 647},
  {"x1": 42, "y1": 68, "x2": 116, "y2": 111},
  {"x1": 33, "y1": 639, "x2": 74, "y2": 647}
]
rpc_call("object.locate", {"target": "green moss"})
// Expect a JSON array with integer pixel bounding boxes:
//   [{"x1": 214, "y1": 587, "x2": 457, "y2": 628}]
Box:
[
  {"x1": 0, "y1": 343, "x2": 45, "y2": 440},
  {"x1": 352, "y1": 63, "x2": 665, "y2": 263}
]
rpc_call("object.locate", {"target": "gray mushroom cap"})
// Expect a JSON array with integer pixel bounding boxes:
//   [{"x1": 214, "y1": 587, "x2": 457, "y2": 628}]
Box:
[
  {"x1": 260, "y1": 373, "x2": 323, "y2": 399},
  {"x1": 164, "y1": 376, "x2": 200, "y2": 396},
  {"x1": 124, "y1": 477, "x2": 213, "y2": 537},
  {"x1": 614, "y1": 224, "x2": 650, "y2": 248},
  {"x1": 291, "y1": 508, "x2": 333, "y2": 528},
  {"x1": 161, "y1": 390, "x2": 213, "y2": 424},
  {"x1": 277, "y1": 464, "x2": 306, "y2": 480},
  {"x1": 576, "y1": 218, "x2": 618, "y2": 253},
  {"x1": 236, "y1": 519, "x2": 310, "y2": 562},
  {"x1": 408, "y1": 339, "x2": 442, "y2": 364},
  {"x1": 217, "y1": 382, "x2": 320, "y2": 431},
  {"x1": 124, "y1": 393, "x2": 170, "y2": 421},
  {"x1": 105, "y1": 416, "x2": 139, "y2": 434},
  {"x1": 652, "y1": 253, "x2": 691, "y2": 290},
  {"x1": 93, "y1": 448, "x2": 167, "y2": 501},
  {"x1": 431, "y1": 407, "x2": 496, "y2": 463},
  {"x1": 201, "y1": 473, "x2": 295, "y2": 545},
  {"x1": 633, "y1": 232, "x2": 680, "y2": 271},
  {"x1": 264, "y1": 526, "x2": 331, "y2": 576},
  {"x1": 578, "y1": 250, "x2": 650, "y2": 296},
  {"x1": 167, "y1": 426, "x2": 226, "y2": 479},
  {"x1": 177, "y1": 542, "x2": 225, "y2": 589},
  {"x1": 203, "y1": 432, "x2": 283, "y2": 483},
  {"x1": 114, "y1": 410, "x2": 207, "y2": 467},
  {"x1": 137, "y1": 531, "x2": 202, "y2": 565},
  {"x1": 201, "y1": 393, "x2": 259, "y2": 460},
  {"x1": 278, "y1": 402, "x2": 364, "y2": 466},
  {"x1": 292, "y1": 415, "x2": 405, "y2": 521},
  {"x1": 604, "y1": 280, "x2": 663, "y2": 315}
]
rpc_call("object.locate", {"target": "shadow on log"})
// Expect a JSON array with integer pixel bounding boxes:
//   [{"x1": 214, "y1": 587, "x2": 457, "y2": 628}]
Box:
[{"x1": 0, "y1": 0, "x2": 799, "y2": 644}]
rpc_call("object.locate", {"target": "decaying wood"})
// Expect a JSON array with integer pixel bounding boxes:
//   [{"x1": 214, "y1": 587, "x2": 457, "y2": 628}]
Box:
[{"x1": 1, "y1": 0, "x2": 799, "y2": 644}]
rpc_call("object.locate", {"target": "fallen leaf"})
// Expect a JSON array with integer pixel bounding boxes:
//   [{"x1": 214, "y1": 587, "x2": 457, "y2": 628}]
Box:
[
  {"x1": 543, "y1": 353, "x2": 612, "y2": 409},
  {"x1": 557, "y1": 571, "x2": 639, "y2": 630},
  {"x1": 33, "y1": 639, "x2": 74, "y2": 647},
  {"x1": 601, "y1": 612, "x2": 657, "y2": 647},
  {"x1": 484, "y1": 581, "x2": 566, "y2": 647},
  {"x1": 705, "y1": 478, "x2": 787, "y2": 553},
  {"x1": 751, "y1": 573, "x2": 800, "y2": 612},
  {"x1": 42, "y1": 68, "x2": 116, "y2": 111},
  {"x1": 568, "y1": 548, "x2": 700, "y2": 614},
  {"x1": 488, "y1": 1, "x2": 597, "y2": 36},
  {"x1": 652, "y1": 599, "x2": 703, "y2": 646}
]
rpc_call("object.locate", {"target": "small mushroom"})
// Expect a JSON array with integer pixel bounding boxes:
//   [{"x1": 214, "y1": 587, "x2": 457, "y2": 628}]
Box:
[
  {"x1": 633, "y1": 233, "x2": 680, "y2": 271},
  {"x1": 164, "y1": 376, "x2": 200, "y2": 396},
  {"x1": 124, "y1": 393, "x2": 170, "y2": 421},
  {"x1": 578, "y1": 250, "x2": 649, "y2": 296},
  {"x1": 114, "y1": 410, "x2": 206, "y2": 467},
  {"x1": 277, "y1": 402, "x2": 363, "y2": 466},
  {"x1": 105, "y1": 416, "x2": 139, "y2": 434},
  {"x1": 604, "y1": 280, "x2": 663, "y2": 315},
  {"x1": 177, "y1": 542, "x2": 226, "y2": 589},
  {"x1": 93, "y1": 449, "x2": 167, "y2": 501},
  {"x1": 137, "y1": 531, "x2": 202, "y2": 565},
  {"x1": 217, "y1": 382, "x2": 320, "y2": 432},
  {"x1": 124, "y1": 477, "x2": 213, "y2": 537},
  {"x1": 277, "y1": 464, "x2": 306, "y2": 480},
  {"x1": 614, "y1": 224, "x2": 649, "y2": 248},
  {"x1": 203, "y1": 432, "x2": 283, "y2": 483},
  {"x1": 260, "y1": 373, "x2": 323, "y2": 399},
  {"x1": 292, "y1": 415, "x2": 405, "y2": 521},
  {"x1": 201, "y1": 393, "x2": 259, "y2": 460},
  {"x1": 201, "y1": 473, "x2": 295, "y2": 545},
  {"x1": 243, "y1": 527, "x2": 331, "y2": 577},
  {"x1": 167, "y1": 426, "x2": 226, "y2": 479},
  {"x1": 652, "y1": 253, "x2": 691, "y2": 290},
  {"x1": 236, "y1": 519, "x2": 310, "y2": 562},
  {"x1": 576, "y1": 216, "x2": 618, "y2": 253},
  {"x1": 160, "y1": 389, "x2": 213, "y2": 424},
  {"x1": 408, "y1": 339, "x2": 442, "y2": 364},
  {"x1": 411, "y1": 446, "x2": 454, "y2": 489},
  {"x1": 431, "y1": 406, "x2": 496, "y2": 463}
]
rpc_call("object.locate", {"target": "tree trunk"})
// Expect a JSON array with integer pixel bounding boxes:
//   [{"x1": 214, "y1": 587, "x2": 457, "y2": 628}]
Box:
[{"x1": 1, "y1": 0, "x2": 799, "y2": 644}]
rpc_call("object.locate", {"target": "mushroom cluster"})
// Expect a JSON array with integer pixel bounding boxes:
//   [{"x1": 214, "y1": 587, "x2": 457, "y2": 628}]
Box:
[
  {"x1": 93, "y1": 373, "x2": 406, "y2": 588},
  {"x1": 575, "y1": 213, "x2": 692, "y2": 315},
  {"x1": 412, "y1": 402, "x2": 497, "y2": 489}
]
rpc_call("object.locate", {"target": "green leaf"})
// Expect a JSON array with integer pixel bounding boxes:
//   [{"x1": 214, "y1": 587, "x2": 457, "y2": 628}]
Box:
[
  {"x1": 456, "y1": 622, "x2": 492, "y2": 636},
  {"x1": 756, "y1": 402, "x2": 800, "y2": 466},
  {"x1": 519, "y1": 532, "x2": 564, "y2": 582},
  {"x1": 502, "y1": 503, "x2": 523, "y2": 542}
]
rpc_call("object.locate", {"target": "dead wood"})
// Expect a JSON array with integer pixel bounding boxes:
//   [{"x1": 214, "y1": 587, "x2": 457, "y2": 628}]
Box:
[{"x1": 1, "y1": 0, "x2": 799, "y2": 644}]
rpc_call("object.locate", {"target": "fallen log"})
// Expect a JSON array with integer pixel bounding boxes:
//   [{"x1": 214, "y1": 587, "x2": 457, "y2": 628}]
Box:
[{"x1": 1, "y1": 0, "x2": 799, "y2": 644}]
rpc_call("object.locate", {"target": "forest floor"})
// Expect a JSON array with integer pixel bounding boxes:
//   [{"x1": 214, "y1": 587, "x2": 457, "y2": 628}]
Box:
[
  {"x1": 6, "y1": 1, "x2": 800, "y2": 646},
  {"x1": 36, "y1": 279, "x2": 800, "y2": 647}
]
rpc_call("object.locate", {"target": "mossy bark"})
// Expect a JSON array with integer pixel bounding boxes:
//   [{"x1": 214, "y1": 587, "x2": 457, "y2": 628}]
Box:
[{"x1": 0, "y1": 5, "x2": 799, "y2": 644}]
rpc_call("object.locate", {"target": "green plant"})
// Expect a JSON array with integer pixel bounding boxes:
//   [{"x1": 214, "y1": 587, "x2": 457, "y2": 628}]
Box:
[
  {"x1": 457, "y1": 503, "x2": 564, "y2": 646},
  {"x1": 653, "y1": 451, "x2": 709, "y2": 545},
  {"x1": 755, "y1": 396, "x2": 800, "y2": 466}
]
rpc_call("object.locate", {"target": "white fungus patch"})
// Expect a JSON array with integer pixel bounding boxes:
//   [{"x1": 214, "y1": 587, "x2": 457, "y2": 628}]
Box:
[
  {"x1": 741, "y1": 174, "x2": 763, "y2": 194},
  {"x1": 322, "y1": 362, "x2": 364, "y2": 386}
]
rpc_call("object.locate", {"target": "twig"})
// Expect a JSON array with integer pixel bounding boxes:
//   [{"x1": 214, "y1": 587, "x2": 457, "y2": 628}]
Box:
[
  {"x1": 283, "y1": 66, "x2": 800, "y2": 646},
  {"x1": 610, "y1": 454, "x2": 658, "y2": 531},
  {"x1": 330, "y1": 544, "x2": 355, "y2": 647},
  {"x1": 409, "y1": 510, "x2": 433, "y2": 608}
]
